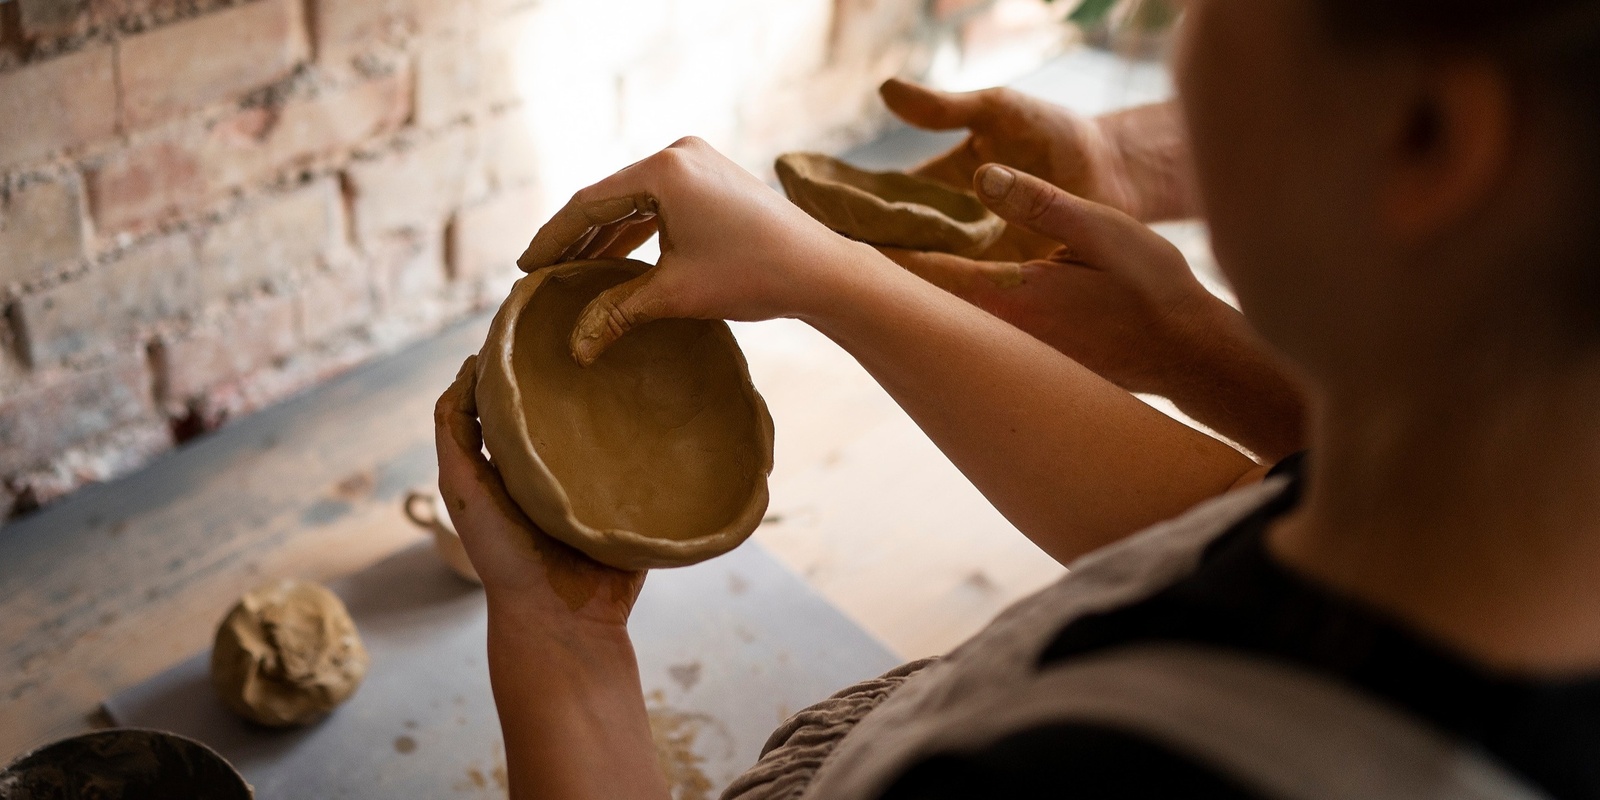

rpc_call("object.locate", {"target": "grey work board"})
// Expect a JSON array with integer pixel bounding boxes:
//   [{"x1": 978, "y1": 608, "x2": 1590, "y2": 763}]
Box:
[{"x1": 106, "y1": 538, "x2": 901, "y2": 799}]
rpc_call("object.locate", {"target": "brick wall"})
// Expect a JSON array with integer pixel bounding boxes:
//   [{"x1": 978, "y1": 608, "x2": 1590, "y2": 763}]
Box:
[{"x1": 0, "y1": 0, "x2": 1067, "y2": 517}]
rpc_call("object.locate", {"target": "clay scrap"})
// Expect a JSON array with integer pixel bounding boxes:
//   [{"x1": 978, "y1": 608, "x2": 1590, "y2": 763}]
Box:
[
  {"x1": 211, "y1": 580, "x2": 370, "y2": 728},
  {"x1": 775, "y1": 152, "x2": 1006, "y2": 256},
  {"x1": 476, "y1": 259, "x2": 774, "y2": 570}
]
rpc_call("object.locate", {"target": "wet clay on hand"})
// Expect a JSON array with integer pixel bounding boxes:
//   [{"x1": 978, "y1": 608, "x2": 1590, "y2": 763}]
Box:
[
  {"x1": 475, "y1": 259, "x2": 774, "y2": 570},
  {"x1": 775, "y1": 152, "x2": 1006, "y2": 256},
  {"x1": 211, "y1": 580, "x2": 369, "y2": 728}
]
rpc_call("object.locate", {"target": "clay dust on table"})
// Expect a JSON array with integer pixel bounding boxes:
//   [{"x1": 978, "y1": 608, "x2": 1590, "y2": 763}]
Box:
[{"x1": 648, "y1": 691, "x2": 721, "y2": 800}]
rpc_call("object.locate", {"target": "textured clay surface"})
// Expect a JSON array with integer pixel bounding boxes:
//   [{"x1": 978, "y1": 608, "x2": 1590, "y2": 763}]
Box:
[
  {"x1": 775, "y1": 152, "x2": 1006, "y2": 256},
  {"x1": 0, "y1": 730, "x2": 252, "y2": 799},
  {"x1": 210, "y1": 580, "x2": 369, "y2": 728},
  {"x1": 476, "y1": 259, "x2": 774, "y2": 570}
]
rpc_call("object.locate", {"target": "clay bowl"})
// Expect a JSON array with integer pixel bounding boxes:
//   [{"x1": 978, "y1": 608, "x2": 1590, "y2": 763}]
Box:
[
  {"x1": 476, "y1": 259, "x2": 774, "y2": 570},
  {"x1": 775, "y1": 152, "x2": 1006, "y2": 256},
  {"x1": 0, "y1": 729, "x2": 253, "y2": 799}
]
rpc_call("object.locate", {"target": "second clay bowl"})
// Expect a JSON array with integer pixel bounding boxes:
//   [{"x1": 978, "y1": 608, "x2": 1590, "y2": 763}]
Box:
[
  {"x1": 775, "y1": 152, "x2": 1006, "y2": 256},
  {"x1": 476, "y1": 259, "x2": 775, "y2": 570}
]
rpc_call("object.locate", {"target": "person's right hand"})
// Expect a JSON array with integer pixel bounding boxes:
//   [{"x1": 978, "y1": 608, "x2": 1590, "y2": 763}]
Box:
[
  {"x1": 881, "y1": 78, "x2": 1141, "y2": 220},
  {"x1": 517, "y1": 137, "x2": 871, "y2": 366}
]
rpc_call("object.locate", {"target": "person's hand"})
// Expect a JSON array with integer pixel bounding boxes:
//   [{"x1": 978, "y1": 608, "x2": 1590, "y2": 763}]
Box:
[
  {"x1": 517, "y1": 136, "x2": 870, "y2": 365},
  {"x1": 885, "y1": 164, "x2": 1218, "y2": 394},
  {"x1": 882, "y1": 78, "x2": 1138, "y2": 216},
  {"x1": 882, "y1": 80, "x2": 1198, "y2": 228},
  {"x1": 434, "y1": 355, "x2": 644, "y2": 631}
]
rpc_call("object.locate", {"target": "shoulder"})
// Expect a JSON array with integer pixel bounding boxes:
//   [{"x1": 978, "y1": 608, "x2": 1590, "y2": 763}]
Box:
[{"x1": 876, "y1": 722, "x2": 1268, "y2": 800}]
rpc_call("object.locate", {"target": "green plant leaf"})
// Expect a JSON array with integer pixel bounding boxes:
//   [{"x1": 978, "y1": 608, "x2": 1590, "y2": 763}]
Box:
[{"x1": 1067, "y1": 0, "x2": 1121, "y2": 25}]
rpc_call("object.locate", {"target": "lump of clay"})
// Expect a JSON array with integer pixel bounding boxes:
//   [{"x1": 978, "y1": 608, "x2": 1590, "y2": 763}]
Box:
[
  {"x1": 775, "y1": 152, "x2": 1006, "y2": 256},
  {"x1": 476, "y1": 258, "x2": 774, "y2": 570},
  {"x1": 211, "y1": 580, "x2": 369, "y2": 728}
]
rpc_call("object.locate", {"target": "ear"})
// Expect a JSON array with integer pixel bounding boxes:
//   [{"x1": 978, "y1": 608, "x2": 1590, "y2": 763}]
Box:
[{"x1": 1381, "y1": 59, "x2": 1515, "y2": 242}]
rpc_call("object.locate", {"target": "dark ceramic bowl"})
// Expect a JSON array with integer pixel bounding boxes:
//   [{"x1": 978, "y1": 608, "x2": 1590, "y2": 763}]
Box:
[{"x1": 0, "y1": 729, "x2": 251, "y2": 800}]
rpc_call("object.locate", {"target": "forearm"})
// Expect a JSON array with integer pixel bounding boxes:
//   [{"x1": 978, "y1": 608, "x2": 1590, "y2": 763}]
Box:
[
  {"x1": 799, "y1": 243, "x2": 1258, "y2": 564},
  {"x1": 1152, "y1": 299, "x2": 1309, "y2": 463},
  {"x1": 1098, "y1": 101, "x2": 1200, "y2": 222},
  {"x1": 486, "y1": 604, "x2": 668, "y2": 800}
]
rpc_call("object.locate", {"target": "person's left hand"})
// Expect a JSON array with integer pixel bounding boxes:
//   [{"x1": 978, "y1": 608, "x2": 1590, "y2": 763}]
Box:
[{"x1": 434, "y1": 356, "x2": 645, "y2": 632}]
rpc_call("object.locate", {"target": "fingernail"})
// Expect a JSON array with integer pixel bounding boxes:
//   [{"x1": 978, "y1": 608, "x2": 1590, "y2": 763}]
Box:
[{"x1": 979, "y1": 166, "x2": 1014, "y2": 199}]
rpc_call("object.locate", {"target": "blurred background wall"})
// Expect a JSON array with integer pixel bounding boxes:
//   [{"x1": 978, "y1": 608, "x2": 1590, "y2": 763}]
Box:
[{"x1": 0, "y1": 0, "x2": 1071, "y2": 517}]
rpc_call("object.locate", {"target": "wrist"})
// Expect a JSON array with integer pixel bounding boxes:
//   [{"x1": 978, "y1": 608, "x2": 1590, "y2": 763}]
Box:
[
  {"x1": 788, "y1": 238, "x2": 904, "y2": 330},
  {"x1": 1157, "y1": 298, "x2": 1309, "y2": 461},
  {"x1": 1096, "y1": 103, "x2": 1196, "y2": 222},
  {"x1": 487, "y1": 595, "x2": 636, "y2": 662}
]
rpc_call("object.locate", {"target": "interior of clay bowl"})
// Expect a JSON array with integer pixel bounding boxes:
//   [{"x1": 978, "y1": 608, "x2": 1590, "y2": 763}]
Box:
[
  {"x1": 479, "y1": 260, "x2": 773, "y2": 569},
  {"x1": 0, "y1": 729, "x2": 253, "y2": 800},
  {"x1": 775, "y1": 153, "x2": 1005, "y2": 256},
  {"x1": 802, "y1": 154, "x2": 992, "y2": 223}
]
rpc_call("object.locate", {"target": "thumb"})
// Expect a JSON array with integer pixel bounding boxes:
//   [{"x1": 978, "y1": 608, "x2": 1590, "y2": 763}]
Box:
[
  {"x1": 568, "y1": 269, "x2": 671, "y2": 367},
  {"x1": 974, "y1": 164, "x2": 1112, "y2": 259},
  {"x1": 880, "y1": 78, "x2": 985, "y2": 131}
]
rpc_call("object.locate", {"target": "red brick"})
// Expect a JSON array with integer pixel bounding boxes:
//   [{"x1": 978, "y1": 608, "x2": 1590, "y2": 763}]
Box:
[
  {"x1": 479, "y1": 109, "x2": 540, "y2": 190},
  {"x1": 312, "y1": 0, "x2": 476, "y2": 59},
  {"x1": 198, "y1": 179, "x2": 343, "y2": 301},
  {"x1": 0, "y1": 174, "x2": 90, "y2": 289},
  {"x1": 87, "y1": 71, "x2": 410, "y2": 235},
  {"x1": 368, "y1": 230, "x2": 465, "y2": 329},
  {"x1": 0, "y1": 46, "x2": 117, "y2": 170},
  {"x1": 414, "y1": 27, "x2": 519, "y2": 128},
  {"x1": 203, "y1": 69, "x2": 413, "y2": 188},
  {"x1": 0, "y1": 357, "x2": 158, "y2": 474},
  {"x1": 118, "y1": 0, "x2": 310, "y2": 129},
  {"x1": 297, "y1": 259, "x2": 375, "y2": 343},
  {"x1": 344, "y1": 128, "x2": 482, "y2": 241},
  {"x1": 84, "y1": 125, "x2": 208, "y2": 235},
  {"x1": 447, "y1": 185, "x2": 539, "y2": 286},
  {"x1": 16, "y1": 232, "x2": 201, "y2": 364},
  {"x1": 18, "y1": 0, "x2": 91, "y2": 40},
  {"x1": 155, "y1": 292, "x2": 299, "y2": 403}
]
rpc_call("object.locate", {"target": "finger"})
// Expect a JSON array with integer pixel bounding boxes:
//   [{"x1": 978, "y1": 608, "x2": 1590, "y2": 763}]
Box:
[
  {"x1": 568, "y1": 268, "x2": 672, "y2": 367},
  {"x1": 879, "y1": 247, "x2": 1024, "y2": 295},
  {"x1": 880, "y1": 78, "x2": 989, "y2": 131},
  {"x1": 579, "y1": 216, "x2": 660, "y2": 261},
  {"x1": 974, "y1": 164, "x2": 1123, "y2": 263},
  {"x1": 517, "y1": 193, "x2": 661, "y2": 272},
  {"x1": 433, "y1": 357, "x2": 527, "y2": 526}
]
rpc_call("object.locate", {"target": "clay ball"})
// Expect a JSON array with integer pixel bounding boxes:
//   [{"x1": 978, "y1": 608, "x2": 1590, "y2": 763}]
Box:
[
  {"x1": 775, "y1": 152, "x2": 1006, "y2": 256},
  {"x1": 476, "y1": 259, "x2": 775, "y2": 570},
  {"x1": 211, "y1": 580, "x2": 369, "y2": 727}
]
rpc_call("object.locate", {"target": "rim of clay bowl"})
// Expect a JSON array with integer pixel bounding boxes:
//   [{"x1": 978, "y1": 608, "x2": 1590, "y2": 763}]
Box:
[
  {"x1": 775, "y1": 152, "x2": 1006, "y2": 255},
  {"x1": 0, "y1": 728, "x2": 253, "y2": 799},
  {"x1": 476, "y1": 258, "x2": 775, "y2": 570}
]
